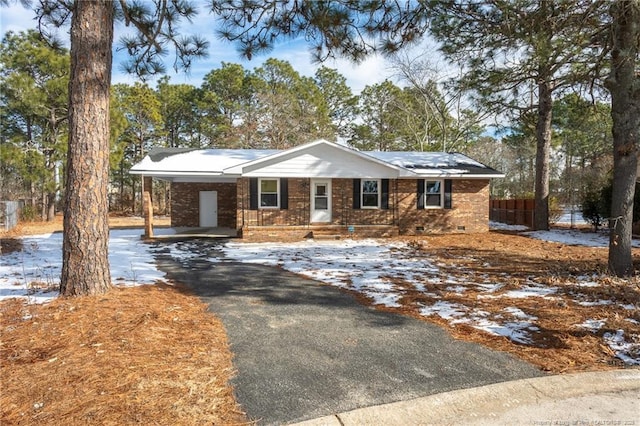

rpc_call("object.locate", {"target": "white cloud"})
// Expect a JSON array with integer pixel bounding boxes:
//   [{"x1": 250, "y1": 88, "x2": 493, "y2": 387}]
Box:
[
  {"x1": 0, "y1": 4, "x2": 447, "y2": 93},
  {"x1": 0, "y1": 4, "x2": 38, "y2": 35}
]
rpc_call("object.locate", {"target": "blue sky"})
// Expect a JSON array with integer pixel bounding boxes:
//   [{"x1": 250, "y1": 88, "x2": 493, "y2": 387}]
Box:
[{"x1": 0, "y1": 2, "x2": 441, "y2": 94}]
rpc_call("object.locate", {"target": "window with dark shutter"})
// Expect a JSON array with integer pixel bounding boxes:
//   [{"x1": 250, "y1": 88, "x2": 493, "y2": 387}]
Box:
[
  {"x1": 352, "y1": 179, "x2": 361, "y2": 209},
  {"x1": 444, "y1": 179, "x2": 452, "y2": 209},
  {"x1": 418, "y1": 179, "x2": 448, "y2": 209},
  {"x1": 425, "y1": 180, "x2": 442, "y2": 207},
  {"x1": 249, "y1": 178, "x2": 258, "y2": 210},
  {"x1": 280, "y1": 178, "x2": 288, "y2": 210},
  {"x1": 381, "y1": 179, "x2": 389, "y2": 210},
  {"x1": 361, "y1": 179, "x2": 380, "y2": 208},
  {"x1": 417, "y1": 180, "x2": 425, "y2": 209},
  {"x1": 259, "y1": 178, "x2": 279, "y2": 208}
]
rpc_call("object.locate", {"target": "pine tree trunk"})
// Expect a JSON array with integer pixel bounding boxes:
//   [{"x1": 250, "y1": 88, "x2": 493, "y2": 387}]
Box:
[
  {"x1": 606, "y1": 0, "x2": 640, "y2": 277},
  {"x1": 534, "y1": 80, "x2": 552, "y2": 231},
  {"x1": 61, "y1": 1, "x2": 114, "y2": 296},
  {"x1": 47, "y1": 192, "x2": 56, "y2": 221}
]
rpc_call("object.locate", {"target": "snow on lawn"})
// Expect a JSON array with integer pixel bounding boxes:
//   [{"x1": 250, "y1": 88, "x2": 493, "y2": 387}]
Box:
[
  {"x1": 223, "y1": 239, "x2": 439, "y2": 308},
  {"x1": 525, "y1": 228, "x2": 640, "y2": 248},
  {"x1": 489, "y1": 221, "x2": 529, "y2": 231},
  {"x1": 0, "y1": 229, "x2": 165, "y2": 303},
  {"x1": 4, "y1": 226, "x2": 637, "y2": 364},
  {"x1": 213, "y1": 237, "x2": 639, "y2": 365}
]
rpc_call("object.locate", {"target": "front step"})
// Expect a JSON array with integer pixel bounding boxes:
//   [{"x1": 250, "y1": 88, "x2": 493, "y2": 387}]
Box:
[{"x1": 311, "y1": 232, "x2": 341, "y2": 240}]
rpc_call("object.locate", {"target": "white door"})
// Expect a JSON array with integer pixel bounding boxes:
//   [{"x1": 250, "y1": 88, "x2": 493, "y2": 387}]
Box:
[
  {"x1": 311, "y1": 180, "x2": 331, "y2": 223},
  {"x1": 199, "y1": 191, "x2": 218, "y2": 227}
]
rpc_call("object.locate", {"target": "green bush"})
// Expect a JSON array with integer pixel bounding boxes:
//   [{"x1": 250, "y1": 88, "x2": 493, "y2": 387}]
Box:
[
  {"x1": 581, "y1": 181, "x2": 640, "y2": 231},
  {"x1": 20, "y1": 204, "x2": 38, "y2": 222},
  {"x1": 581, "y1": 188, "x2": 606, "y2": 231}
]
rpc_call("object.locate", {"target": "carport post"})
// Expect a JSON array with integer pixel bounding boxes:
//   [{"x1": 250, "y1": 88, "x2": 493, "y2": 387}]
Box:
[{"x1": 143, "y1": 176, "x2": 153, "y2": 238}]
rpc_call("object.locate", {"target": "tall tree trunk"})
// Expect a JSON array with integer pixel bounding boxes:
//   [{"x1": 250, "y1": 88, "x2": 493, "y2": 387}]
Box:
[
  {"x1": 47, "y1": 192, "x2": 56, "y2": 221},
  {"x1": 606, "y1": 0, "x2": 640, "y2": 277},
  {"x1": 534, "y1": 80, "x2": 553, "y2": 230},
  {"x1": 61, "y1": 1, "x2": 114, "y2": 296}
]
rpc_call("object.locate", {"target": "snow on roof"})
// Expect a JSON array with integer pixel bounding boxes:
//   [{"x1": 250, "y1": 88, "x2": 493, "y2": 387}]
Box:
[
  {"x1": 365, "y1": 151, "x2": 498, "y2": 174},
  {"x1": 131, "y1": 148, "x2": 279, "y2": 174},
  {"x1": 130, "y1": 141, "x2": 502, "y2": 178}
]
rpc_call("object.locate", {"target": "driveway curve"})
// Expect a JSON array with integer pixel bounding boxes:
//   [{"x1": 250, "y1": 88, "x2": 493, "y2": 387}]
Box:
[{"x1": 154, "y1": 239, "x2": 542, "y2": 425}]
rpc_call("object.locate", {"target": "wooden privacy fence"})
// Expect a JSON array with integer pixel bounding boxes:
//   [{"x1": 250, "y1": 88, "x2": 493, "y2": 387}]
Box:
[{"x1": 490, "y1": 198, "x2": 535, "y2": 228}]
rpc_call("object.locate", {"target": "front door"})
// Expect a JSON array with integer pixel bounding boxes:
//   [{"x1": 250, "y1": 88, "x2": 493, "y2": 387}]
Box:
[
  {"x1": 311, "y1": 180, "x2": 331, "y2": 223},
  {"x1": 199, "y1": 191, "x2": 218, "y2": 227}
]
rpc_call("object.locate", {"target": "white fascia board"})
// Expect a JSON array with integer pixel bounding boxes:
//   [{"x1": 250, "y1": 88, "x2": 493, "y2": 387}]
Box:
[
  {"x1": 172, "y1": 176, "x2": 239, "y2": 183},
  {"x1": 406, "y1": 172, "x2": 506, "y2": 179},
  {"x1": 129, "y1": 170, "x2": 225, "y2": 177}
]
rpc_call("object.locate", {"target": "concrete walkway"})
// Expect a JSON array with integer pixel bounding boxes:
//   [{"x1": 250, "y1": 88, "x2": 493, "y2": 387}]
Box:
[{"x1": 293, "y1": 369, "x2": 640, "y2": 426}]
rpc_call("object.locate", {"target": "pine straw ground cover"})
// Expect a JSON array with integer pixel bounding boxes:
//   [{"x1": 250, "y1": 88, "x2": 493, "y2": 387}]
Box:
[
  {"x1": 0, "y1": 284, "x2": 248, "y2": 425},
  {"x1": 385, "y1": 232, "x2": 640, "y2": 372},
  {"x1": 218, "y1": 231, "x2": 640, "y2": 374}
]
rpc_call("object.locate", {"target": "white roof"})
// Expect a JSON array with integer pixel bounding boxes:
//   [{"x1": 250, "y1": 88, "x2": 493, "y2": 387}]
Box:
[
  {"x1": 130, "y1": 148, "x2": 278, "y2": 175},
  {"x1": 130, "y1": 140, "x2": 503, "y2": 180}
]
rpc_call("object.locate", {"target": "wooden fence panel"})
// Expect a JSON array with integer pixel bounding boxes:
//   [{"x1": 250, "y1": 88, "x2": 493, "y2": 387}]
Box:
[{"x1": 490, "y1": 198, "x2": 534, "y2": 228}]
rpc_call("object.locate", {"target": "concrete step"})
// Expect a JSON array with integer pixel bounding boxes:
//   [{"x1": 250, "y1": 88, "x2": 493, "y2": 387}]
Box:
[{"x1": 311, "y1": 232, "x2": 341, "y2": 240}]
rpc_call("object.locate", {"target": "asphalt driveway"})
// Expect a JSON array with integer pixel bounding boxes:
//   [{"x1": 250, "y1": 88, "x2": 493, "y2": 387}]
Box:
[{"x1": 154, "y1": 239, "x2": 542, "y2": 425}]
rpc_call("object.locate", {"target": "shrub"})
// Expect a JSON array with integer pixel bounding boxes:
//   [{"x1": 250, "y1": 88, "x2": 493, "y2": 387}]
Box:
[
  {"x1": 581, "y1": 188, "x2": 606, "y2": 231},
  {"x1": 20, "y1": 205, "x2": 37, "y2": 222},
  {"x1": 581, "y1": 181, "x2": 640, "y2": 232}
]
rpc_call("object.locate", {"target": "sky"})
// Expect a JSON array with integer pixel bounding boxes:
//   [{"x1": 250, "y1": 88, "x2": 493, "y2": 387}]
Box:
[{"x1": 0, "y1": 2, "x2": 444, "y2": 94}]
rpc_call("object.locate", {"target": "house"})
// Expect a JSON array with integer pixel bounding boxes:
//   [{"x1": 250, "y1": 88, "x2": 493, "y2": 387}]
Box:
[{"x1": 130, "y1": 139, "x2": 504, "y2": 240}]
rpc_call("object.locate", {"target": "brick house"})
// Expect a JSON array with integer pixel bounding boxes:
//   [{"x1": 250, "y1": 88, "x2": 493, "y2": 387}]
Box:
[{"x1": 130, "y1": 139, "x2": 503, "y2": 240}]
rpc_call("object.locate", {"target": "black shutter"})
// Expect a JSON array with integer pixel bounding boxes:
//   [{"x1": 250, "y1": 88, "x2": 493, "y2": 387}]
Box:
[
  {"x1": 352, "y1": 178, "x2": 361, "y2": 209},
  {"x1": 444, "y1": 179, "x2": 452, "y2": 209},
  {"x1": 381, "y1": 179, "x2": 389, "y2": 210},
  {"x1": 280, "y1": 178, "x2": 288, "y2": 210},
  {"x1": 249, "y1": 178, "x2": 258, "y2": 210},
  {"x1": 417, "y1": 179, "x2": 425, "y2": 209}
]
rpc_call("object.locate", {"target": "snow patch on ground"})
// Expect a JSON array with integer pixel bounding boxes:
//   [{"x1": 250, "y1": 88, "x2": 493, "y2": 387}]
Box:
[
  {"x1": 603, "y1": 330, "x2": 640, "y2": 366},
  {"x1": 2, "y1": 227, "x2": 638, "y2": 365},
  {"x1": 0, "y1": 230, "x2": 165, "y2": 303},
  {"x1": 525, "y1": 229, "x2": 640, "y2": 248},
  {"x1": 577, "y1": 319, "x2": 607, "y2": 333},
  {"x1": 217, "y1": 237, "x2": 639, "y2": 364},
  {"x1": 489, "y1": 221, "x2": 529, "y2": 231}
]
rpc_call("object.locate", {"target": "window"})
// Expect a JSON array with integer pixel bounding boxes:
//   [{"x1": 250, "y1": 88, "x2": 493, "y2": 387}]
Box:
[
  {"x1": 259, "y1": 178, "x2": 279, "y2": 208},
  {"x1": 424, "y1": 180, "x2": 443, "y2": 208},
  {"x1": 314, "y1": 183, "x2": 328, "y2": 210},
  {"x1": 361, "y1": 179, "x2": 380, "y2": 208}
]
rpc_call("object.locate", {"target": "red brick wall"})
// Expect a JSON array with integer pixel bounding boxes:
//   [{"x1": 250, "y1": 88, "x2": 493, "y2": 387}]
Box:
[
  {"x1": 236, "y1": 178, "x2": 397, "y2": 228},
  {"x1": 171, "y1": 182, "x2": 237, "y2": 228},
  {"x1": 171, "y1": 177, "x2": 490, "y2": 235},
  {"x1": 237, "y1": 178, "x2": 310, "y2": 227},
  {"x1": 397, "y1": 179, "x2": 490, "y2": 234},
  {"x1": 330, "y1": 178, "x2": 396, "y2": 226}
]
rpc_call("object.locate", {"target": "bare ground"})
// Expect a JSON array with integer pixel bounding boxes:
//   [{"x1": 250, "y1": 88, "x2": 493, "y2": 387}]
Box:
[
  {"x1": 0, "y1": 214, "x2": 171, "y2": 239},
  {"x1": 374, "y1": 231, "x2": 640, "y2": 373},
  {"x1": 1, "y1": 221, "x2": 638, "y2": 424},
  {"x1": 0, "y1": 284, "x2": 248, "y2": 425},
  {"x1": 0, "y1": 216, "x2": 246, "y2": 425}
]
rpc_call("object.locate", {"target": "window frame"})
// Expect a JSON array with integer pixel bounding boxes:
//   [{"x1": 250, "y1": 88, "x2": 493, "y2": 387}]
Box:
[
  {"x1": 258, "y1": 178, "x2": 280, "y2": 209},
  {"x1": 424, "y1": 179, "x2": 444, "y2": 209},
  {"x1": 361, "y1": 179, "x2": 381, "y2": 209}
]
